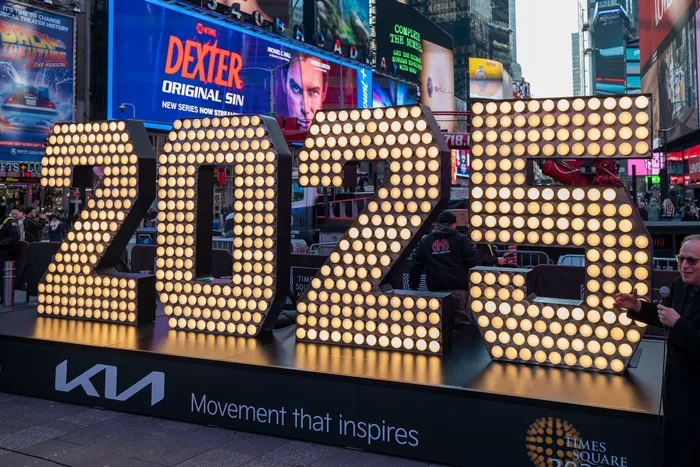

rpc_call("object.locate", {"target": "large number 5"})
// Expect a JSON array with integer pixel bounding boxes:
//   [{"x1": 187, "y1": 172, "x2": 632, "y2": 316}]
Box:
[
  {"x1": 155, "y1": 115, "x2": 292, "y2": 335},
  {"x1": 37, "y1": 121, "x2": 156, "y2": 324},
  {"x1": 296, "y1": 106, "x2": 452, "y2": 354},
  {"x1": 469, "y1": 96, "x2": 653, "y2": 373}
]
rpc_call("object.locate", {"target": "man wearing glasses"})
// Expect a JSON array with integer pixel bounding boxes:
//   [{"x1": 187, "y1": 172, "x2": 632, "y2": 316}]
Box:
[{"x1": 614, "y1": 234, "x2": 700, "y2": 467}]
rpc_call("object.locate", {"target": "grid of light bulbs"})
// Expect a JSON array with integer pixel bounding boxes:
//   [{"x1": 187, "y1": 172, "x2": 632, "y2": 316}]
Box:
[
  {"x1": 37, "y1": 121, "x2": 141, "y2": 324},
  {"x1": 155, "y1": 115, "x2": 281, "y2": 336},
  {"x1": 469, "y1": 95, "x2": 653, "y2": 373},
  {"x1": 296, "y1": 106, "x2": 449, "y2": 354}
]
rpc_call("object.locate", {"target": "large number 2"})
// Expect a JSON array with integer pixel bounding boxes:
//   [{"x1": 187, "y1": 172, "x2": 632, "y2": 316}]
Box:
[
  {"x1": 295, "y1": 106, "x2": 453, "y2": 354},
  {"x1": 37, "y1": 121, "x2": 156, "y2": 324},
  {"x1": 469, "y1": 96, "x2": 653, "y2": 373},
  {"x1": 155, "y1": 115, "x2": 292, "y2": 336}
]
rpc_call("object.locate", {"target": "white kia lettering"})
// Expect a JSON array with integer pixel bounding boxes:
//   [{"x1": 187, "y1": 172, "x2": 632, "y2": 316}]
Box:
[{"x1": 55, "y1": 360, "x2": 165, "y2": 406}]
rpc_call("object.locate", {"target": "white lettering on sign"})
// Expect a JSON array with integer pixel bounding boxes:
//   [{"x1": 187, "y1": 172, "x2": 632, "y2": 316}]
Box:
[{"x1": 55, "y1": 360, "x2": 165, "y2": 406}]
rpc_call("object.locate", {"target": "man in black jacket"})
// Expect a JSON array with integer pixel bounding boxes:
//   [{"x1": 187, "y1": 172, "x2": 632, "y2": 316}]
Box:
[
  {"x1": 614, "y1": 234, "x2": 700, "y2": 467},
  {"x1": 409, "y1": 210, "x2": 498, "y2": 325},
  {"x1": 23, "y1": 207, "x2": 47, "y2": 243}
]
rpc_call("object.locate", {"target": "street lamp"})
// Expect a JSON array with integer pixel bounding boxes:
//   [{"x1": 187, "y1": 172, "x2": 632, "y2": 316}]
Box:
[{"x1": 119, "y1": 102, "x2": 136, "y2": 119}]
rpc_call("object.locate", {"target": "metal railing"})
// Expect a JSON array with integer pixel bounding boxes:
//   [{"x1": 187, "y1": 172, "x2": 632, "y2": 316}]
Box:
[{"x1": 316, "y1": 197, "x2": 372, "y2": 221}]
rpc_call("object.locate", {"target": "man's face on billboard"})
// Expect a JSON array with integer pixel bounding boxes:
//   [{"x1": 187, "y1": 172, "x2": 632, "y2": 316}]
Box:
[{"x1": 285, "y1": 58, "x2": 327, "y2": 128}]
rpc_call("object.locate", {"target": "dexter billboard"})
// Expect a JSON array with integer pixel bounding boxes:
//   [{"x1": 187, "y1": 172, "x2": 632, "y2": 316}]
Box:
[
  {"x1": 108, "y1": 0, "x2": 364, "y2": 129},
  {"x1": 0, "y1": 1, "x2": 75, "y2": 162}
]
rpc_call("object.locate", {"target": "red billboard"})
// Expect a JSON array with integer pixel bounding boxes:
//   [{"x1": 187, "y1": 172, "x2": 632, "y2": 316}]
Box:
[{"x1": 639, "y1": 0, "x2": 696, "y2": 68}]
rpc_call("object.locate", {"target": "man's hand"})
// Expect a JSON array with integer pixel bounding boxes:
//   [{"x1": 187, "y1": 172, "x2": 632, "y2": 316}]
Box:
[
  {"x1": 497, "y1": 257, "x2": 506, "y2": 265},
  {"x1": 613, "y1": 290, "x2": 641, "y2": 312},
  {"x1": 657, "y1": 304, "x2": 681, "y2": 327}
]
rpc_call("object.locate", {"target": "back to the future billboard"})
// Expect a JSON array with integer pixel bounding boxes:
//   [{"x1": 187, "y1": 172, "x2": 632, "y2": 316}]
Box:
[
  {"x1": 108, "y1": 0, "x2": 368, "y2": 130},
  {"x1": 0, "y1": 1, "x2": 75, "y2": 162}
]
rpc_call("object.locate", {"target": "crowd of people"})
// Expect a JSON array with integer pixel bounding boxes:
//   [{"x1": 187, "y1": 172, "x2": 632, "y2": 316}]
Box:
[{"x1": 636, "y1": 193, "x2": 700, "y2": 221}]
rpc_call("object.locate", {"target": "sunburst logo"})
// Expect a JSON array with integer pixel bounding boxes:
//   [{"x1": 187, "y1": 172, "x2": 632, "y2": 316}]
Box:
[{"x1": 526, "y1": 417, "x2": 582, "y2": 467}]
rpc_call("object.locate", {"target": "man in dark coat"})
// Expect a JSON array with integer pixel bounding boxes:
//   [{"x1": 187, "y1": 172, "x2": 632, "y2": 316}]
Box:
[
  {"x1": 409, "y1": 210, "x2": 499, "y2": 325},
  {"x1": 614, "y1": 234, "x2": 700, "y2": 466},
  {"x1": 23, "y1": 207, "x2": 46, "y2": 243}
]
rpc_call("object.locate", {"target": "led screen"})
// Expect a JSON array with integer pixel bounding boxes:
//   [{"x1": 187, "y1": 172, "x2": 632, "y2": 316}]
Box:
[
  {"x1": 0, "y1": 1, "x2": 75, "y2": 162},
  {"x1": 374, "y1": 0, "x2": 454, "y2": 129},
  {"x1": 371, "y1": 74, "x2": 418, "y2": 107},
  {"x1": 108, "y1": 0, "x2": 360, "y2": 129},
  {"x1": 592, "y1": 7, "x2": 626, "y2": 95},
  {"x1": 641, "y1": 13, "x2": 698, "y2": 143}
]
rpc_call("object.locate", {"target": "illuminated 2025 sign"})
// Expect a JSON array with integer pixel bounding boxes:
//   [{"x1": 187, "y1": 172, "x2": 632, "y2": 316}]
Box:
[
  {"x1": 37, "y1": 97, "x2": 654, "y2": 367},
  {"x1": 469, "y1": 95, "x2": 653, "y2": 373}
]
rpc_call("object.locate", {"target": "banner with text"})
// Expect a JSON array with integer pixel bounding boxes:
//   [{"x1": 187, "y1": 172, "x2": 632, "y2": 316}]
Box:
[
  {"x1": 108, "y1": 0, "x2": 361, "y2": 129},
  {"x1": 0, "y1": 1, "x2": 75, "y2": 162}
]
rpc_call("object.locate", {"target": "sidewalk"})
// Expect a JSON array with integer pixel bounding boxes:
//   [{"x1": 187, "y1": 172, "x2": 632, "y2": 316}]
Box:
[{"x1": 0, "y1": 393, "x2": 446, "y2": 467}]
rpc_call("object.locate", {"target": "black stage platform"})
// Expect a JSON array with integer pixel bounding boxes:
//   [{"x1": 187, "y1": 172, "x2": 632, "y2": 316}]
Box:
[{"x1": 0, "y1": 306, "x2": 663, "y2": 466}]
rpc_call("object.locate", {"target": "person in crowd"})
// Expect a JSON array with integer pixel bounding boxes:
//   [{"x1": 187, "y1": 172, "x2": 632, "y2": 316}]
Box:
[
  {"x1": 662, "y1": 198, "x2": 676, "y2": 221},
  {"x1": 0, "y1": 212, "x2": 20, "y2": 304},
  {"x1": 637, "y1": 200, "x2": 648, "y2": 221},
  {"x1": 614, "y1": 234, "x2": 700, "y2": 466},
  {"x1": 647, "y1": 197, "x2": 661, "y2": 221},
  {"x1": 48, "y1": 214, "x2": 65, "y2": 242},
  {"x1": 23, "y1": 207, "x2": 47, "y2": 243},
  {"x1": 681, "y1": 199, "x2": 699, "y2": 221},
  {"x1": 409, "y1": 210, "x2": 501, "y2": 326},
  {"x1": 9, "y1": 209, "x2": 24, "y2": 241}
]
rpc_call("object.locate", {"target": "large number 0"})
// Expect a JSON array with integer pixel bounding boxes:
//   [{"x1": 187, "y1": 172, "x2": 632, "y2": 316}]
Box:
[
  {"x1": 469, "y1": 96, "x2": 653, "y2": 373},
  {"x1": 37, "y1": 121, "x2": 156, "y2": 324},
  {"x1": 295, "y1": 106, "x2": 452, "y2": 354},
  {"x1": 155, "y1": 115, "x2": 292, "y2": 336}
]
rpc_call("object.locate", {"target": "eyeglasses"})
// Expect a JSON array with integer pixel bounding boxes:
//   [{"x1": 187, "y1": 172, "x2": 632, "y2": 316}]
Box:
[{"x1": 676, "y1": 255, "x2": 700, "y2": 266}]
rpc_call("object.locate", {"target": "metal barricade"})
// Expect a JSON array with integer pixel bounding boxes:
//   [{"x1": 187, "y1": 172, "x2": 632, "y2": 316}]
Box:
[
  {"x1": 500, "y1": 250, "x2": 553, "y2": 269},
  {"x1": 557, "y1": 255, "x2": 585, "y2": 267},
  {"x1": 308, "y1": 242, "x2": 338, "y2": 255},
  {"x1": 652, "y1": 257, "x2": 678, "y2": 270}
]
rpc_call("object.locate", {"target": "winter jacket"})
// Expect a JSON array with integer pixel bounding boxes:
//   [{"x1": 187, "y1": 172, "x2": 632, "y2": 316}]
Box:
[{"x1": 409, "y1": 225, "x2": 485, "y2": 292}]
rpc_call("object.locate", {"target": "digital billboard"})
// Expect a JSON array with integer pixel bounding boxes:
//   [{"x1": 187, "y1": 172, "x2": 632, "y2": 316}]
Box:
[
  {"x1": 625, "y1": 41, "x2": 641, "y2": 93},
  {"x1": 370, "y1": 74, "x2": 418, "y2": 107},
  {"x1": 374, "y1": 0, "x2": 454, "y2": 129},
  {"x1": 0, "y1": 1, "x2": 75, "y2": 163},
  {"x1": 591, "y1": 6, "x2": 627, "y2": 95},
  {"x1": 469, "y1": 58, "x2": 514, "y2": 100},
  {"x1": 305, "y1": 0, "x2": 370, "y2": 56},
  {"x1": 641, "y1": 12, "x2": 698, "y2": 143},
  {"x1": 188, "y1": 0, "x2": 289, "y2": 25},
  {"x1": 108, "y1": 0, "x2": 362, "y2": 130},
  {"x1": 639, "y1": 0, "x2": 695, "y2": 68}
]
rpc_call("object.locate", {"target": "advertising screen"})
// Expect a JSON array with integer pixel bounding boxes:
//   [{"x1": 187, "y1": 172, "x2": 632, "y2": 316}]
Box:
[
  {"x1": 641, "y1": 13, "x2": 698, "y2": 143},
  {"x1": 639, "y1": 0, "x2": 695, "y2": 68},
  {"x1": 192, "y1": 0, "x2": 289, "y2": 25},
  {"x1": 374, "y1": 0, "x2": 454, "y2": 129},
  {"x1": 592, "y1": 6, "x2": 626, "y2": 95},
  {"x1": 108, "y1": 0, "x2": 360, "y2": 129},
  {"x1": 0, "y1": 1, "x2": 75, "y2": 163},
  {"x1": 307, "y1": 0, "x2": 370, "y2": 54},
  {"x1": 370, "y1": 74, "x2": 418, "y2": 107},
  {"x1": 469, "y1": 58, "x2": 507, "y2": 99},
  {"x1": 625, "y1": 42, "x2": 641, "y2": 93}
]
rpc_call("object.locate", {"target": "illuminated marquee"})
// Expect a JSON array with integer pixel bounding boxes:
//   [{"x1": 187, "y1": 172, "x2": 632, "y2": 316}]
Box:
[
  {"x1": 469, "y1": 95, "x2": 653, "y2": 373},
  {"x1": 37, "y1": 121, "x2": 156, "y2": 324},
  {"x1": 155, "y1": 115, "x2": 292, "y2": 335},
  {"x1": 296, "y1": 105, "x2": 453, "y2": 354}
]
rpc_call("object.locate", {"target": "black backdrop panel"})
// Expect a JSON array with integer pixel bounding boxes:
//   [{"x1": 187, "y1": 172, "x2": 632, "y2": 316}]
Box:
[{"x1": 0, "y1": 337, "x2": 661, "y2": 466}]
